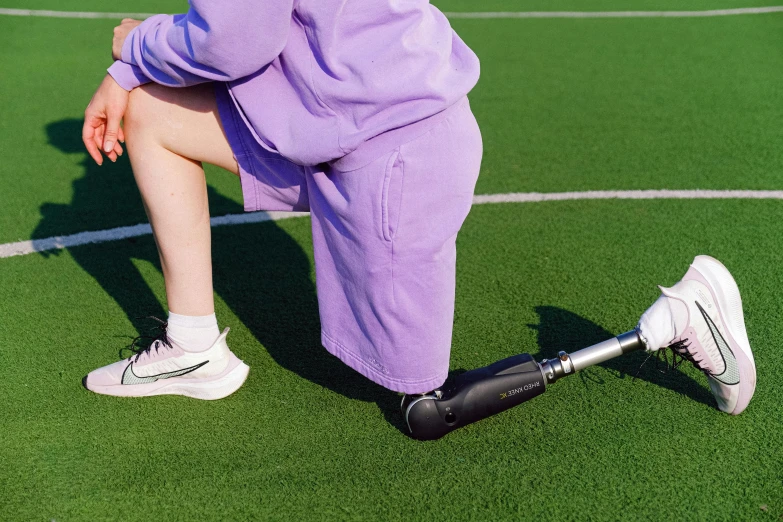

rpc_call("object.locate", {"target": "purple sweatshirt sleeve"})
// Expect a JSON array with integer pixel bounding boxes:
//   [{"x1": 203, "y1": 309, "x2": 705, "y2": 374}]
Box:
[
  {"x1": 113, "y1": 3, "x2": 292, "y2": 88},
  {"x1": 107, "y1": 61, "x2": 150, "y2": 91}
]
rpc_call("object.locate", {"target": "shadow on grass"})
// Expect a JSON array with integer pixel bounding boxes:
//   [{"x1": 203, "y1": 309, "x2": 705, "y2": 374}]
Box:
[
  {"x1": 36, "y1": 118, "x2": 407, "y2": 433},
  {"x1": 528, "y1": 306, "x2": 715, "y2": 408}
]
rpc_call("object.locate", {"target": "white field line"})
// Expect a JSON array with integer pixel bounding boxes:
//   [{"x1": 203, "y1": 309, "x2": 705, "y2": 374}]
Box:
[
  {"x1": 0, "y1": 8, "x2": 157, "y2": 18},
  {"x1": 2, "y1": 6, "x2": 783, "y2": 20},
  {"x1": 0, "y1": 211, "x2": 308, "y2": 259},
  {"x1": 2, "y1": 190, "x2": 783, "y2": 259},
  {"x1": 445, "y1": 6, "x2": 783, "y2": 18},
  {"x1": 471, "y1": 189, "x2": 783, "y2": 203}
]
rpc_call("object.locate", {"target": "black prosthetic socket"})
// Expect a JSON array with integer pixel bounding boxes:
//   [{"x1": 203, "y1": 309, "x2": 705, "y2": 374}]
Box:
[
  {"x1": 401, "y1": 353, "x2": 546, "y2": 440},
  {"x1": 401, "y1": 330, "x2": 643, "y2": 441}
]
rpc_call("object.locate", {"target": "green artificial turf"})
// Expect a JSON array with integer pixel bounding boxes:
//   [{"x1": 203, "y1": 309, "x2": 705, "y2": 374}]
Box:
[
  {"x1": 1, "y1": 1, "x2": 783, "y2": 520},
  {"x1": 3, "y1": 0, "x2": 783, "y2": 12},
  {"x1": 2, "y1": 10, "x2": 782, "y2": 242},
  {"x1": 437, "y1": 0, "x2": 783, "y2": 11},
  {"x1": 2, "y1": 201, "x2": 783, "y2": 520},
  {"x1": 459, "y1": 14, "x2": 783, "y2": 196}
]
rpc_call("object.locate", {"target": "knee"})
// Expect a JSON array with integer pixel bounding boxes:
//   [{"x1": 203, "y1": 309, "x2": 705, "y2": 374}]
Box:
[
  {"x1": 124, "y1": 84, "x2": 165, "y2": 143},
  {"x1": 124, "y1": 83, "x2": 216, "y2": 147}
]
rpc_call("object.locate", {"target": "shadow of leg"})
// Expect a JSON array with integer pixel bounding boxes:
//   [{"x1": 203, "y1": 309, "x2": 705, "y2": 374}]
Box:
[
  {"x1": 211, "y1": 221, "x2": 404, "y2": 427},
  {"x1": 67, "y1": 241, "x2": 167, "y2": 352}
]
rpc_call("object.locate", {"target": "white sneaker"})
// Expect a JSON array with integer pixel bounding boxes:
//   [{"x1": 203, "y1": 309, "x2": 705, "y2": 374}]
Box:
[
  {"x1": 84, "y1": 325, "x2": 249, "y2": 400},
  {"x1": 649, "y1": 255, "x2": 756, "y2": 414}
]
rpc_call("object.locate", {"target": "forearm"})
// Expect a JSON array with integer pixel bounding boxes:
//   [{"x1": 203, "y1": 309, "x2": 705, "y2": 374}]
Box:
[{"x1": 117, "y1": 2, "x2": 293, "y2": 89}]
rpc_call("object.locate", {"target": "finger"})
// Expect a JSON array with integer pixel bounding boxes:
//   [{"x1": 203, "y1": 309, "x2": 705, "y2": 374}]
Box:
[
  {"x1": 103, "y1": 108, "x2": 122, "y2": 154},
  {"x1": 82, "y1": 118, "x2": 103, "y2": 165},
  {"x1": 93, "y1": 124, "x2": 105, "y2": 154},
  {"x1": 107, "y1": 142, "x2": 120, "y2": 161},
  {"x1": 113, "y1": 141, "x2": 124, "y2": 157},
  {"x1": 118, "y1": 125, "x2": 125, "y2": 143}
]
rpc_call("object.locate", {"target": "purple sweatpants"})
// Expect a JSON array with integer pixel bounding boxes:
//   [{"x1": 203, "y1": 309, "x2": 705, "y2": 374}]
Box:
[{"x1": 216, "y1": 85, "x2": 482, "y2": 393}]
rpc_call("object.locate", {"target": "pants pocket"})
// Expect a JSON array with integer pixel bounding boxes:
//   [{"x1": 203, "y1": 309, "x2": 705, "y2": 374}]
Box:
[{"x1": 381, "y1": 149, "x2": 404, "y2": 241}]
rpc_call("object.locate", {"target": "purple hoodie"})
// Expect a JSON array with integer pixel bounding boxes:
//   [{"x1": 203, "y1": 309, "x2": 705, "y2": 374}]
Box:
[{"x1": 108, "y1": 0, "x2": 480, "y2": 166}]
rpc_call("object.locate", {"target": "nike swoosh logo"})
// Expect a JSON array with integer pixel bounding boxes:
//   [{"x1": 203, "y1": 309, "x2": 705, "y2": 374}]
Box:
[
  {"x1": 121, "y1": 360, "x2": 209, "y2": 385},
  {"x1": 696, "y1": 302, "x2": 740, "y2": 385}
]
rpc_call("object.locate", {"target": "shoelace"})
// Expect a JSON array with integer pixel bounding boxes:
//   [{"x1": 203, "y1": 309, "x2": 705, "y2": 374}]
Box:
[
  {"x1": 125, "y1": 316, "x2": 173, "y2": 363},
  {"x1": 668, "y1": 339, "x2": 708, "y2": 368},
  {"x1": 634, "y1": 338, "x2": 709, "y2": 379}
]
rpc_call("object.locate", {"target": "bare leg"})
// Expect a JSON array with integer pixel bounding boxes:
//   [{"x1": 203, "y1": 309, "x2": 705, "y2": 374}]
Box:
[{"x1": 124, "y1": 83, "x2": 238, "y2": 316}]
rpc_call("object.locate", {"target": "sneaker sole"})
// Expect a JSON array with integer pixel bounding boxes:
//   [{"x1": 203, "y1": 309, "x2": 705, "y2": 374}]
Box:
[
  {"x1": 84, "y1": 354, "x2": 250, "y2": 400},
  {"x1": 690, "y1": 255, "x2": 757, "y2": 414}
]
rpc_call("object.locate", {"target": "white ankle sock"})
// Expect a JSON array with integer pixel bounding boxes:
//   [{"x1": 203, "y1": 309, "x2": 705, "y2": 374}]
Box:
[
  {"x1": 637, "y1": 295, "x2": 677, "y2": 351},
  {"x1": 167, "y1": 312, "x2": 220, "y2": 352}
]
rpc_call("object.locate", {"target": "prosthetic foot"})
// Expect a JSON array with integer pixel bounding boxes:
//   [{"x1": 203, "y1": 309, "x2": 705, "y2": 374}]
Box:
[
  {"x1": 401, "y1": 331, "x2": 643, "y2": 440},
  {"x1": 639, "y1": 255, "x2": 756, "y2": 415}
]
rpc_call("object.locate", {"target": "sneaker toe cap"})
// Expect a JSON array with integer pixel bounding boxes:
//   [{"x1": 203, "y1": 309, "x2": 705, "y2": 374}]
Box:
[{"x1": 85, "y1": 360, "x2": 129, "y2": 388}]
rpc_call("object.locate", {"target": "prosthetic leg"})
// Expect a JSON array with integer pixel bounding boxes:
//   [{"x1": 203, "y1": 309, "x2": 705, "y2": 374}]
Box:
[{"x1": 401, "y1": 330, "x2": 644, "y2": 440}]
